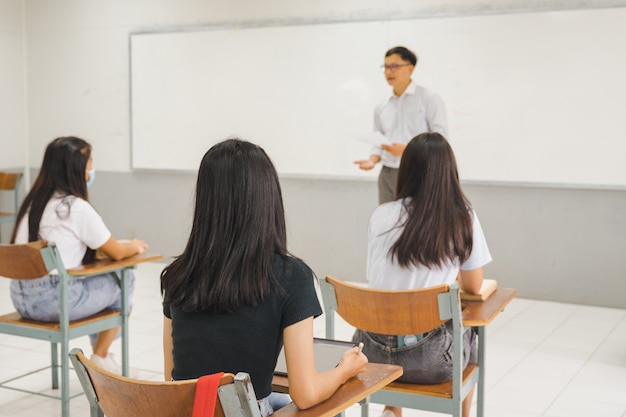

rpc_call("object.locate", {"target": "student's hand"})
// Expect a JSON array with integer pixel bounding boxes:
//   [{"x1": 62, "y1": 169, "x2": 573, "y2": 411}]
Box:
[
  {"x1": 99, "y1": 237, "x2": 148, "y2": 261},
  {"x1": 338, "y1": 346, "x2": 368, "y2": 382},
  {"x1": 381, "y1": 143, "x2": 406, "y2": 157},
  {"x1": 130, "y1": 238, "x2": 148, "y2": 254}
]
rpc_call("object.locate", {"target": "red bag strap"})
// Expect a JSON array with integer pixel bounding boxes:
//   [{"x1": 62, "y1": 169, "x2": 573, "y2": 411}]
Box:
[{"x1": 192, "y1": 372, "x2": 224, "y2": 417}]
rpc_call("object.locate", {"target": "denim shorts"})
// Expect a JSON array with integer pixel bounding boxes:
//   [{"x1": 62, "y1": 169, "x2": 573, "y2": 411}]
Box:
[
  {"x1": 352, "y1": 321, "x2": 477, "y2": 384},
  {"x1": 10, "y1": 272, "x2": 135, "y2": 346},
  {"x1": 257, "y1": 391, "x2": 290, "y2": 416}
]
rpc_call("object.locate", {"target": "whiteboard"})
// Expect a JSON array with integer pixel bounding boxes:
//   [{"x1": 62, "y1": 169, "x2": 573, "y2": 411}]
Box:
[{"x1": 130, "y1": 8, "x2": 626, "y2": 187}]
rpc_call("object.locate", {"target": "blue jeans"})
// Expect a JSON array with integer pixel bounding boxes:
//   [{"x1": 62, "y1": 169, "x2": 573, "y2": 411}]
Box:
[
  {"x1": 352, "y1": 321, "x2": 477, "y2": 384},
  {"x1": 257, "y1": 392, "x2": 291, "y2": 417},
  {"x1": 10, "y1": 272, "x2": 135, "y2": 346}
]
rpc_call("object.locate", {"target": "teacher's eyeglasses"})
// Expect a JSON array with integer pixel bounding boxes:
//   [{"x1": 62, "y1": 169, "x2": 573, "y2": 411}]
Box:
[{"x1": 381, "y1": 63, "x2": 411, "y2": 72}]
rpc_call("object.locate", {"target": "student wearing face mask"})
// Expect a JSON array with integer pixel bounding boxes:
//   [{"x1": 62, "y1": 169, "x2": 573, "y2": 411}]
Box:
[{"x1": 9, "y1": 136, "x2": 148, "y2": 375}]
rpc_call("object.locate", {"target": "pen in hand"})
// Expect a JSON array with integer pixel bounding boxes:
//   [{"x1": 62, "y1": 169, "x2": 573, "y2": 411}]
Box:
[{"x1": 338, "y1": 342, "x2": 366, "y2": 369}]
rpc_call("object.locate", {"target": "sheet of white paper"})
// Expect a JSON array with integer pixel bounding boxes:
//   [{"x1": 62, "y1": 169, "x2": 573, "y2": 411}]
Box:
[{"x1": 354, "y1": 131, "x2": 391, "y2": 147}]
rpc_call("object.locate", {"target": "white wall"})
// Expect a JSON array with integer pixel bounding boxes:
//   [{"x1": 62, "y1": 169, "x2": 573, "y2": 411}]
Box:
[
  {"x1": 0, "y1": 0, "x2": 25, "y2": 241},
  {"x1": 23, "y1": 0, "x2": 626, "y2": 171},
  {"x1": 129, "y1": 9, "x2": 626, "y2": 187},
  {"x1": 9, "y1": 0, "x2": 626, "y2": 308},
  {"x1": 0, "y1": 0, "x2": 25, "y2": 169}
]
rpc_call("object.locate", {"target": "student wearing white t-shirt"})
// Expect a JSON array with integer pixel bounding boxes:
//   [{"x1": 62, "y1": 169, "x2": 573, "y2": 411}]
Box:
[
  {"x1": 352, "y1": 132, "x2": 492, "y2": 417},
  {"x1": 10, "y1": 136, "x2": 148, "y2": 375}
]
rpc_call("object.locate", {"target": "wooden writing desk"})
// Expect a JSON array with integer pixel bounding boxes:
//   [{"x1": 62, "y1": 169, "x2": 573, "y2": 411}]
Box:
[
  {"x1": 66, "y1": 253, "x2": 164, "y2": 276},
  {"x1": 67, "y1": 253, "x2": 164, "y2": 375},
  {"x1": 462, "y1": 287, "x2": 517, "y2": 417},
  {"x1": 461, "y1": 287, "x2": 517, "y2": 327},
  {"x1": 271, "y1": 362, "x2": 402, "y2": 417}
]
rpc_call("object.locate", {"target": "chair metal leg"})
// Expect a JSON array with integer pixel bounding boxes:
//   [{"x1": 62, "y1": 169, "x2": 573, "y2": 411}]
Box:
[
  {"x1": 477, "y1": 326, "x2": 486, "y2": 417},
  {"x1": 91, "y1": 403, "x2": 104, "y2": 417},
  {"x1": 61, "y1": 339, "x2": 70, "y2": 417},
  {"x1": 121, "y1": 269, "x2": 130, "y2": 376},
  {"x1": 360, "y1": 398, "x2": 369, "y2": 417},
  {"x1": 51, "y1": 342, "x2": 59, "y2": 389}
]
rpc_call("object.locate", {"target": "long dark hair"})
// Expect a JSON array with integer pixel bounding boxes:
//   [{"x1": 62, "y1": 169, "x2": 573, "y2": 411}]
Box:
[
  {"x1": 11, "y1": 136, "x2": 91, "y2": 246},
  {"x1": 390, "y1": 132, "x2": 473, "y2": 268},
  {"x1": 160, "y1": 139, "x2": 288, "y2": 313}
]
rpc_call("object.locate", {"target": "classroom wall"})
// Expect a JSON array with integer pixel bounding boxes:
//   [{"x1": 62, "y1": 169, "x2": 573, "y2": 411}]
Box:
[
  {"x1": 12, "y1": 0, "x2": 626, "y2": 308},
  {"x1": 22, "y1": 0, "x2": 626, "y2": 171},
  {"x1": 84, "y1": 171, "x2": 626, "y2": 309},
  {"x1": 0, "y1": 0, "x2": 25, "y2": 240},
  {"x1": 0, "y1": 1, "x2": 24, "y2": 170}
]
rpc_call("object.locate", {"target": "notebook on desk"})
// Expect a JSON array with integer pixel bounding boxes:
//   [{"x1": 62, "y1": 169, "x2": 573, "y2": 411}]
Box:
[
  {"x1": 274, "y1": 338, "x2": 355, "y2": 376},
  {"x1": 460, "y1": 279, "x2": 498, "y2": 302}
]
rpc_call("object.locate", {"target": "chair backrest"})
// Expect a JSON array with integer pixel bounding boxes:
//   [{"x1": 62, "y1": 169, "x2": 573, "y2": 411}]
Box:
[
  {"x1": 321, "y1": 275, "x2": 456, "y2": 336},
  {"x1": 0, "y1": 171, "x2": 21, "y2": 191},
  {"x1": 0, "y1": 240, "x2": 59, "y2": 280},
  {"x1": 0, "y1": 240, "x2": 78, "y2": 332},
  {"x1": 0, "y1": 171, "x2": 22, "y2": 220},
  {"x1": 69, "y1": 348, "x2": 263, "y2": 417}
]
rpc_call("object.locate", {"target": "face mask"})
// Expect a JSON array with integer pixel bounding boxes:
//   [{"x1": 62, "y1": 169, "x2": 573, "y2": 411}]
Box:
[{"x1": 86, "y1": 168, "x2": 96, "y2": 188}]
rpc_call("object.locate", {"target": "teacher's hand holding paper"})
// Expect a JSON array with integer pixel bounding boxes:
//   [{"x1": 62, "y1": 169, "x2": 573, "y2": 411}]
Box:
[
  {"x1": 381, "y1": 142, "x2": 406, "y2": 157},
  {"x1": 354, "y1": 131, "x2": 391, "y2": 147},
  {"x1": 354, "y1": 131, "x2": 407, "y2": 170},
  {"x1": 354, "y1": 131, "x2": 387, "y2": 170}
]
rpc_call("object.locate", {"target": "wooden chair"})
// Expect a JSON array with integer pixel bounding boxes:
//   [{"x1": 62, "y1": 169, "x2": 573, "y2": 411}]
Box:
[
  {"x1": 320, "y1": 275, "x2": 481, "y2": 417},
  {"x1": 0, "y1": 240, "x2": 129, "y2": 417},
  {"x1": 0, "y1": 171, "x2": 22, "y2": 242},
  {"x1": 70, "y1": 348, "x2": 284, "y2": 417}
]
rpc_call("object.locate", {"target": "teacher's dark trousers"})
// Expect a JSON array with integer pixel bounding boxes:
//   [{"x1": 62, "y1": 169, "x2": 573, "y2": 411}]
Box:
[{"x1": 378, "y1": 166, "x2": 398, "y2": 204}]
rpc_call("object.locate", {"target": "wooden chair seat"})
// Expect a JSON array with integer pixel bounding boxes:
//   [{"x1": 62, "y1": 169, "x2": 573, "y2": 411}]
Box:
[
  {"x1": 384, "y1": 363, "x2": 478, "y2": 398},
  {"x1": 0, "y1": 309, "x2": 120, "y2": 331}
]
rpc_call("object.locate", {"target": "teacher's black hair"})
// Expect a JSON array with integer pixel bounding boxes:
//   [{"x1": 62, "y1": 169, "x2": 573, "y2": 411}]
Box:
[{"x1": 385, "y1": 46, "x2": 418, "y2": 66}]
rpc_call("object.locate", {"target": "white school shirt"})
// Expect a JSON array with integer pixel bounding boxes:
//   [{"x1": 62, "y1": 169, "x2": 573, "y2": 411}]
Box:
[
  {"x1": 366, "y1": 199, "x2": 492, "y2": 290},
  {"x1": 372, "y1": 81, "x2": 448, "y2": 168},
  {"x1": 15, "y1": 194, "x2": 111, "y2": 269}
]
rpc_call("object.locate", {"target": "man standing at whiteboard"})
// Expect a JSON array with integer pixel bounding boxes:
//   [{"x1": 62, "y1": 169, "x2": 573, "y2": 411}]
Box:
[{"x1": 354, "y1": 46, "x2": 448, "y2": 204}]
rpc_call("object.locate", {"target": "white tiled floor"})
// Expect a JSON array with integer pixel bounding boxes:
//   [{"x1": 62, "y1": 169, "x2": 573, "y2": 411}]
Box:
[{"x1": 1, "y1": 262, "x2": 625, "y2": 417}]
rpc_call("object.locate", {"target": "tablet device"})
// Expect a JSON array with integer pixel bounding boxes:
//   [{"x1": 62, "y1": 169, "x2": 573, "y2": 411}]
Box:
[{"x1": 274, "y1": 338, "x2": 355, "y2": 376}]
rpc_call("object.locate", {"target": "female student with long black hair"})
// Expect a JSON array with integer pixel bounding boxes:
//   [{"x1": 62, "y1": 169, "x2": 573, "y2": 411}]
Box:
[
  {"x1": 10, "y1": 136, "x2": 148, "y2": 374},
  {"x1": 161, "y1": 139, "x2": 367, "y2": 416},
  {"x1": 353, "y1": 132, "x2": 492, "y2": 417}
]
